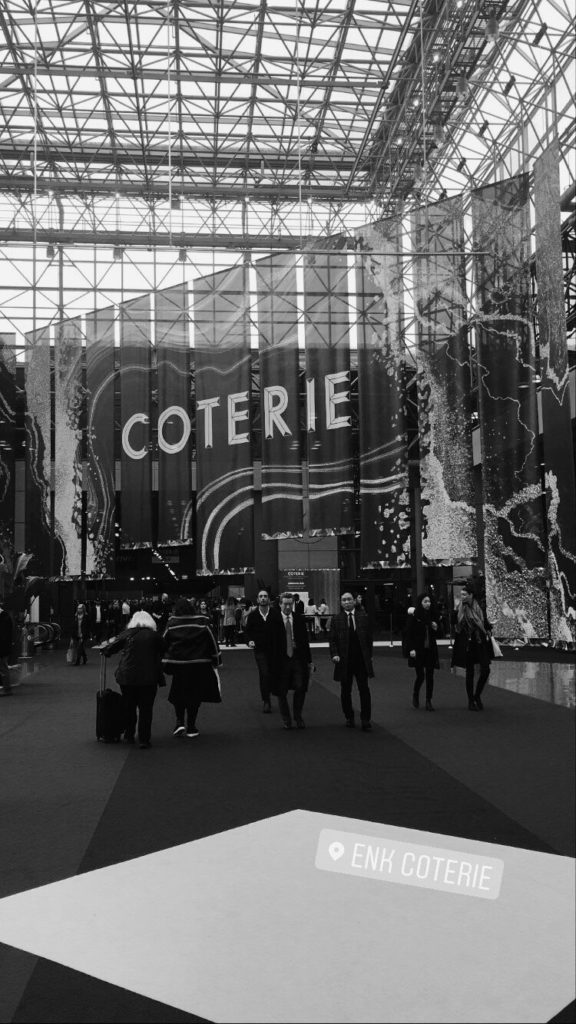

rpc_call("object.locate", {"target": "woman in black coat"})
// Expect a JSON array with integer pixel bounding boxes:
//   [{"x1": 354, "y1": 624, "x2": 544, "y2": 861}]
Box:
[
  {"x1": 451, "y1": 583, "x2": 493, "y2": 711},
  {"x1": 101, "y1": 610, "x2": 165, "y2": 748},
  {"x1": 162, "y1": 598, "x2": 222, "y2": 739},
  {"x1": 407, "y1": 594, "x2": 440, "y2": 711}
]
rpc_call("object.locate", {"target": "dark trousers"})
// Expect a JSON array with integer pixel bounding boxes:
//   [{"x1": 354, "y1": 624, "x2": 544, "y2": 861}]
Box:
[
  {"x1": 465, "y1": 645, "x2": 491, "y2": 701},
  {"x1": 253, "y1": 650, "x2": 272, "y2": 702},
  {"x1": 277, "y1": 656, "x2": 307, "y2": 723},
  {"x1": 120, "y1": 684, "x2": 157, "y2": 744},
  {"x1": 74, "y1": 639, "x2": 87, "y2": 665},
  {"x1": 340, "y1": 668, "x2": 372, "y2": 723},
  {"x1": 414, "y1": 659, "x2": 435, "y2": 701},
  {"x1": 173, "y1": 697, "x2": 201, "y2": 731}
]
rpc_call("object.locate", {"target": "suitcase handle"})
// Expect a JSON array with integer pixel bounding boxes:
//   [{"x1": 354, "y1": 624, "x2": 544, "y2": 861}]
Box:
[{"x1": 99, "y1": 652, "x2": 108, "y2": 693}]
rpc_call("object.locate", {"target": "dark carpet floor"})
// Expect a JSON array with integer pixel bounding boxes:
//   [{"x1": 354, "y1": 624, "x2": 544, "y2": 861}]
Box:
[{"x1": 0, "y1": 647, "x2": 574, "y2": 1023}]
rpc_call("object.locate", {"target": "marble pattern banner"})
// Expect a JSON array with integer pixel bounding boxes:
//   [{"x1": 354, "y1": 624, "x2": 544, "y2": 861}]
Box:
[
  {"x1": 255, "y1": 254, "x2": 303, "y2": 539},
  {"x1": 24, "y1": 327, "x2": 53, "y2": 575},
  {"x1": 411, "y1": 197, "x2": 477, "y2": 563},
  {"x1": 303, "y1": 251, "x2": 354, "y2": 535},
  {"x1": 53, "y1": 316, "x2": 83, "y2": 576},
  {"x1": 193, "y1": 264, "x2": 254, "y2": 574},
  {"x1": 534, "y1": 142, "x2": 576, "y2": 644},
  {"x1": 119, "y1": 295, "x2": 153, "y2": 549},
  {"x1": 355, "y1": 219, "x2": 410, "y2": 568},
  {"x1": 156, "y1": 285, "x2": 193, "y2": 547},
  {"x1": 472, "y1": 175, "x2": 547, "y2": 639},
  {"x1": 0, "y1": 334, "x2": 16, "y2": 573},
  {"x1": 85, "y1": 306, "x2": 116, "y2": 577}
]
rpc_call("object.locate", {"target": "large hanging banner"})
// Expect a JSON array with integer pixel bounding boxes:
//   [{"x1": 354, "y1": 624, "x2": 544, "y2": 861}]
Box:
[
  {"x1": 0, "y1": 334, "x2": 16, "y2": 575},
  {"x1": 24, "y1": 326, "x2": 53, "y2": 575},
  {"x1": 303, "y1": 250, "x2": 354, "y2": 534},
  {"x1": 472, "y1": 175, "x2": 547, "y2": 639},
  {"x1": 156, "y1": 285, "x2": 193, "y2": 546},
  {"x1": 53, "y1": 316, "x2": 83, "y2": 576},
  {"x1": 85, "y1": 306, "x2": 116, "y2": 577},
  {"x1": 193, "y1": 264, "x2": 254, "y2": 573},
  {"x1": 411, "y1": 197, "x2": 476, "y2": 562},
  {"x1": 255, "y1": 254, "x2": 303, "y2": 538},
  {"x1": 119, "y1": 295, "x2": 153, "y2": 548},
  {"x1": 534, "y1": 142, "x2": 576, "y2": 643},
  {"x1": 355, "y1": 219, "x2": 410, "y2": 567}
]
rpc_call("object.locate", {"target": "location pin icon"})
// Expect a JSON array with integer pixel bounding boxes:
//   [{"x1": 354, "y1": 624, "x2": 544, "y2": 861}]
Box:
[{"x1": 328, "y1": 841, "x2": 345, "y2": 861}]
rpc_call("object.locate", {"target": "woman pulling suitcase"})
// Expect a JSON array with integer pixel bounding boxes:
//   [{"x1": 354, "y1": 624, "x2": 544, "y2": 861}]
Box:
[{"x1": 100, "y1": 610, "x2": 165, "y2": 748}]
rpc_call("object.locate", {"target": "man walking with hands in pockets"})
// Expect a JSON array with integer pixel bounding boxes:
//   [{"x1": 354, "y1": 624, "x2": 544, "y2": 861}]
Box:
[{"x1": 330, "y1": 592, "x2": 374, "y2": 731}]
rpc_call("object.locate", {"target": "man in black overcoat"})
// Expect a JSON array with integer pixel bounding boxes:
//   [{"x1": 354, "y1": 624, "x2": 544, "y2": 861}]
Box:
[
  {"x1": 269, "y1": 592, "x2": 313, "y2": 729},
  {"x1": 245, "y1": 587, "x2": 275, "y2": 713},
  {"x1": 329, "y1": 591, "x2": 374, "y2": 731}
]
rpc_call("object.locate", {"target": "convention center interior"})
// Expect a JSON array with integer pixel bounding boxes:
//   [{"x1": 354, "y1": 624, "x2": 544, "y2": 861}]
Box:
[{"x1": 0, "y1": 0, "x2": 574, "y2": 1022}]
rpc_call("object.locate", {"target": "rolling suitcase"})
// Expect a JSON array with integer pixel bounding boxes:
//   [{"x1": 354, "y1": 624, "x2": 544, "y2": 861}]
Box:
[{"x1": 96, "y1": 654, "x2": 125, "y2": 743}]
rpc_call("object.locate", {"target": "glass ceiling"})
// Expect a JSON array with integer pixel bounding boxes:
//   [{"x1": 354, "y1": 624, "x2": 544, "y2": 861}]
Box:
[{"x1": 0, "y1": 0, "x2": 573, "y2": 248}]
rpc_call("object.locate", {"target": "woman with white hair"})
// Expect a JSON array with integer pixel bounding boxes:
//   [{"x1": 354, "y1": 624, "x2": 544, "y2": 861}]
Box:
[{"x1": 100, "y1": 610, "x2": 165, "y2": 748}]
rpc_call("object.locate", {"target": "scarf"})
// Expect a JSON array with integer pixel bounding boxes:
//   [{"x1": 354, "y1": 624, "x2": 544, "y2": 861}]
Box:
[{"x1": 457, "y1": 598, "x2": 486, "y2": 638}]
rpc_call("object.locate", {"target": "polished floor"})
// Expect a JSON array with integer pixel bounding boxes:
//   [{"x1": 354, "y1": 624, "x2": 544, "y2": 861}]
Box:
[{"x1": 0, "y1": 645, "x2": 574, "y2": 1023}]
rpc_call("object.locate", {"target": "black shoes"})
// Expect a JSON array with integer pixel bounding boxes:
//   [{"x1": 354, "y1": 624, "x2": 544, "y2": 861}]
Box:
[
  {"x1": 361, "y1": 721, "x2": 372, "y2": 732},
  {"x1": 262, "y1": 701, "x2": 272, "y2": 714},
  {"x1": 425, "y1": 701, "x2": 435, "y2": 712},
  {"x1": 474, "y1": 696, "x2": 484, "y2": 710},
  {"x1": 139, "y1": 741, "x2": 151, "y2": 749},
  {"x1": 468, "y1": 700, "x2": 479, "y2": 711},
  {"x1": 345, "y1": 718, "x2": 355, "y2": 728},
  {"x1": 412, "y1": 693, "x2": 419, "y2": 709},
  {"x1": 282, "y1": 719, "x2": 293, "y2": 730},
  {"x1": 295, "y1": 717, "x2": 305, "y2": 729}
]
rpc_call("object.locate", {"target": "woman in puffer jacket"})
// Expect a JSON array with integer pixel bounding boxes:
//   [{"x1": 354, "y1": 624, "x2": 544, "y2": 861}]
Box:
[
  {"x1": 163, "y1": 598, "x2": 222, "y2": 739},
  {"x1": 101, "y1": 610, "x2": 165, "y2": 748}
]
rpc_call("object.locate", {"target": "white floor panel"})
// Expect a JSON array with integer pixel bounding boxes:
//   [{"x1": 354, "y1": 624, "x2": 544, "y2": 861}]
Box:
[{"x1": 0, "y1": 810, "x2": 573, "y2": 1023}]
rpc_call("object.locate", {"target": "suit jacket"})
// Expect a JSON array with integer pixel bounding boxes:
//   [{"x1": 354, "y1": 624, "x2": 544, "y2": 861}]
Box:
[
  {"x1": 269, "y1": 610, "x2": 311, "y2": 670},
  {"x1": 245, "y1": 607, "x2": 276, "y2": 657},
  {"x1": 329, "y1": 610, "x2": 374, "y2": 680}
]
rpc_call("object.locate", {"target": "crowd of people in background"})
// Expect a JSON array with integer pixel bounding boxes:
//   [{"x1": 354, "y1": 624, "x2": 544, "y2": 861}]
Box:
[{"x1": 1, "y1": 585, "x2": 498, "y2": 730}]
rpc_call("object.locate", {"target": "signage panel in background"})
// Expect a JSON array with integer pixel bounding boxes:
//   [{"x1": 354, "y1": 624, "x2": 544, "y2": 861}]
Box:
[
  {"x1": 53, "y1": 315, "x2": 84, "y2": 576},
  {"x1": 193, "y1": 264, "x2": 254, "y2": 574},
  {"x1": 156, "y1": 284, "x2": 193, "y2": 547},
  {"x1": 303, "y1": 250, "x2": 354, "y2": 535},
  {"x1": 85, "y1": 306, "x2": 116, "y2": 577},
  {"x1": 255, "y1": 254, "x2": 303, "y2": 538},
  {"x1": 411, "y1": 197, "x2": 477, "y2": 563},
  {"x1": 24, "y1": 326, "x2": 53, "y2": 576},
  {"x1": 355, "y1": 219, "x2": 411, "y2": 568},
  {"x1": 0, "y1": 334, "x2": 16, "y2": 572},
  {"x1": 119, "y1": 295, "x2": 153, "y2": 549},
  {"x1": 472, "y1": 175, "x2": 548, "y2": 639},
  {"x1": 534, "y1": 142, "x2": 576, "y2": 644}
]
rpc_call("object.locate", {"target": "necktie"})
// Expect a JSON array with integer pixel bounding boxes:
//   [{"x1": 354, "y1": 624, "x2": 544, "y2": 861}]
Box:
[
  {"x1": 348, "y1": 612, "x2": 355, "y2": 632},
  {"x1": 285, "y1": 616, "x2": 294, "y2": 657}
]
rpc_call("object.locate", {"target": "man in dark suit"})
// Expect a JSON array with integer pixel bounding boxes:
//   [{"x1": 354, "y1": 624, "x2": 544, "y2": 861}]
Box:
[
  {"x1": 270, "y1": 592, "x2": 313, "y2": 730},
  {"x1": 245, "y1": 588, "x2": 275, "y2": 713},
  {"x1": 329, "y1": 591, "x2": 374, "y2": 731},
  {"x1": 0, "y1": 600, "x2": 16, "y2": 696}
]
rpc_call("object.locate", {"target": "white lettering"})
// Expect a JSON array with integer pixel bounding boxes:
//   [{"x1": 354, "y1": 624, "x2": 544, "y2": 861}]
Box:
[
  {"x1": 378, "y1": 848, "x2": 395, "y2": 873},
  {"x1": 122, "y1": 413, "x2": 149, "y2": 460},
  {"x1": 158, "y1": 405, "x2": 191, "y2": 455},
  {"x1": 228, "y1": 392, "x2": 250, "y2": 445},
  {"x1": 457, "y1": 861, "x2": 473, "y2": 887},
  {"x1": 263, "y1": 386, "x2": 291, "y2": 438},
  {"x1": 416, "y1": 854, "x2": 430, "y2": 880},
  {"x1": 478, "y1": 865, "x2": 493, "y2": 891},
  {"x1": 351, "y1": 843, "x2": 365, "y2": 868},
  {"x1": 401, "y1": 851, "x2": 415, "y2": 877},
  {"x1": 197, "y1": 396, "x2": 220, "y2": 448},
  {"x1": 443, "y1": 859, "x2": 458, "y2": 884},
  {"x1": 325, "y1": 370, "x2": 350, "y2": 430}
]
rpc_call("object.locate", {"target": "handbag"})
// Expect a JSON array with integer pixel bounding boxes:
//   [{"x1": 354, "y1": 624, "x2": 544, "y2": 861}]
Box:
[
  {"x1": 491, "y1": 636, "x2": 503, "y2": 658},
  {"x1": 66, "y1": 638, "x2": 77, "y2": 665}
]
